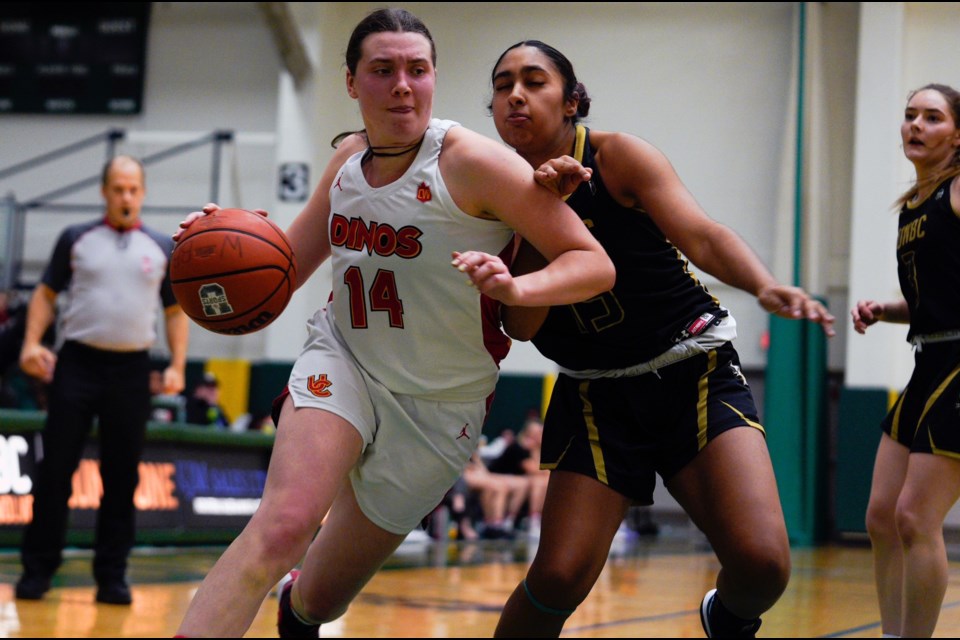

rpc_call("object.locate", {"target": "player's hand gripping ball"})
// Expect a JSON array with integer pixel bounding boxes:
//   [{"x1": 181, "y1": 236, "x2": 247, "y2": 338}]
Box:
[{"x1": 170, "y1": 208, "x2": 297, "y2": 335}]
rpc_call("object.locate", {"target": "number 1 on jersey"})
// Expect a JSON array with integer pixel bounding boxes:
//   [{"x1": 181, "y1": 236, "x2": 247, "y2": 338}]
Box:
[{"x1": 344, "y1": 266, "x2": 405, "y2": 328}]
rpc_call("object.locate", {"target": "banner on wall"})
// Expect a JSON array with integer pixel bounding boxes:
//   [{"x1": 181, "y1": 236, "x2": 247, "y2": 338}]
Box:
[{"x1": 0, "y1": 432, "x2": 269, "y2": 536}]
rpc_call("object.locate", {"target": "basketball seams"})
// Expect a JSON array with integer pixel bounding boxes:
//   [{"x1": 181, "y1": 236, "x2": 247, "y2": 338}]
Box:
[
  {"x1": 174, "y1": 227, "x2": 294, "y2": 268},
  {"x1": 169, "y1": 264, "x2": 292, "y2": 285},
  {"x1": 260, "y1": 216, "x2": 296, "y2": 256}
]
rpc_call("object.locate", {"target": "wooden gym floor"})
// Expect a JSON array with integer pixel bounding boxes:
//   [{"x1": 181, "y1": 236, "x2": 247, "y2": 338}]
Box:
[{"x1": 5, "y1": 520, "x2": 960, "y2": 637}]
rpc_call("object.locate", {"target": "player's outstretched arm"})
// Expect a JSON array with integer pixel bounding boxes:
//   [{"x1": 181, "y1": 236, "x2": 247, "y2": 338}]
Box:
[
  {"x1": 444, "y1": 127, "x2": 614, "y2": 308},
  {"x1": 851, "y1": 298, "x2": 909, "y2": 334}
]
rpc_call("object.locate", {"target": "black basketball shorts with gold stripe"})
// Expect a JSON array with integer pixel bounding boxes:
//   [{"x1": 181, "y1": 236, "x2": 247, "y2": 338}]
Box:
[
  {"x1": 882, "y1": 341, "x2": 960, "y2": 456},
  {"x1": 540, "y1": 342, "x2": 763, "y2": 505}
]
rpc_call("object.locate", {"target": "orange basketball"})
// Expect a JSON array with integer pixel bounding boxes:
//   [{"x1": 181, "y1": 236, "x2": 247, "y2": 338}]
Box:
[{"x1": 169, "y1": 208, "x2": 297, "y2": 335}]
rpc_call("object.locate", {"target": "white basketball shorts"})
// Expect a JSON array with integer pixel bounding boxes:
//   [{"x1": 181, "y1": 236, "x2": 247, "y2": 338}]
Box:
[{"x1": 286, "y1": 308, "x2": 489, "y2": 534}]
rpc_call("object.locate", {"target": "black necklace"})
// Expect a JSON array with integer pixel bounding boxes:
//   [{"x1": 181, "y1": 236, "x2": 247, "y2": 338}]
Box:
[{"x1": 365, "y1": 135, "x2": 425, "y2": 158}]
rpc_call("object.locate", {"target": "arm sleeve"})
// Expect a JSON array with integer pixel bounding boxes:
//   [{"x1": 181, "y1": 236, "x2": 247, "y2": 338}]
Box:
[
  {"x1": 40, "y1": 228, "x2": 77, "y2": 294},
  {"x1": 146, "y1": 227, "x2": 178, "y2": 308}
]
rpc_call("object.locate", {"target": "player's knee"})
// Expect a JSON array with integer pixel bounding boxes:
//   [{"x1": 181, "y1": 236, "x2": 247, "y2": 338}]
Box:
[
  {"x1": 527, "y1": 559, "x2": 596, "y2": 608},
  {"x1": 865, "y1": 499, "x2": 898, "y2": 545},
  {"x1": 755, "y1": 550, "x2": 790, "y2": 598},
  {"x1": 894, "y1": 502, "x2": 937, "y2": 549},
  {"x1": 728, "y1": 541, "x2": 791, "y2": 599},
  {"x1": 250, "y1": 510, "x2": 318, "y2": 565}
]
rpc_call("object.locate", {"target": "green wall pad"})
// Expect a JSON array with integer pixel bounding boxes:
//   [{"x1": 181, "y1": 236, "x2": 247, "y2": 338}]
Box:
[{"x1": 834, "y1": 387, "x2": 887, "y2": 534}]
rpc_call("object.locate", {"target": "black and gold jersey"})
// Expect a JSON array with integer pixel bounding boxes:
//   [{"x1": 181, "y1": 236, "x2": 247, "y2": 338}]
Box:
[
  {"x1": 896, "y1": 176, "x2": 960, "y2": 341},
  {"x1": 531, "y1": 126, "x2": 722, "y2": 370}
]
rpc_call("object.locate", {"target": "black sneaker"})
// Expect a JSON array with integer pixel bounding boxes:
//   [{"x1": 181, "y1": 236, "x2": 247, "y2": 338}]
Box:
[
  {"x1": 15, "y1": 573, "x2": 51, "y2": 600},
  {"x1": 277, "y1": 570, "x2": 320, "y2": 638},
  {"x1": 96, "y1": 579, "x2": 132, "y2": 605},
  {"x1": 699, "y1": 588, "x2": 762, "y2": 638},
  {"x1": 480, "y1": 524, "x2": 514, "y2": 540}
]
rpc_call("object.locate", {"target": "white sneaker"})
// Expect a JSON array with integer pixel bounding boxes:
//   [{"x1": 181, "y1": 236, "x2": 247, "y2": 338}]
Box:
[
  {"x1": 403, "y1": 528, "x2": 431, "y2": 544},
  {"x1": 699, "y1": 588, "x2": 762, "y2": 638},
  {"x1": 275, "y1": 569, "x2": 297, "y2": 596},
  {"x1": 700, "y1": 588, "x2": 718, "y2": 637}
]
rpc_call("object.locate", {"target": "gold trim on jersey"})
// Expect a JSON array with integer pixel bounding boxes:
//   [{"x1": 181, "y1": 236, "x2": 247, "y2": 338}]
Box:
[
  {"x1": 696, "y1": 350, "x2": 718, "y2": 450},
  {"x1": 579, "y1": 379, "x2": 609, "y2": 485},
  {"x1": 573, "y1": 124, "x2": 586, "y2": 163},
  {"x1": 890, "y1": 389, "x2": 907, "y2": 441},
  {"x1": 721, "y1": 401, "x2": 765, "y2": 434},
  {"x1": 561, "y1": 124, "x2": 588, "y2": 203},
  {"x1": 925, "y1": 364, "x2": 960, "y2": 457},
  {"x1": 673, "y1": 247, "x2": 721, "y2": 308}
]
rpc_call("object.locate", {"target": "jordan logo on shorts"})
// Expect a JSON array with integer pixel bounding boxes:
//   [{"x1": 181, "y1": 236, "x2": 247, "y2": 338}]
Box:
[
  {"x1": 307, "y1": 374, "x2": 333, "y2": 398},
  {"x1": 456, "y1": 423, "x2": 470, "y2": 439}
]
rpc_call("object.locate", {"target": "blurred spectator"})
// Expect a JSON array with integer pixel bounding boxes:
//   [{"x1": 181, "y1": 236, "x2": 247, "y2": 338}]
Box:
[
  {"x1": 149, "y1": 365, "x2": 185, "y2": 423},
  {"x1": 185, "y1": 373, "x2": 229, "y2": 429},
  {"x1": 479, "y1": 428, "x2": 515, "y2": 464},
  {"x1": 462, "y1": 451, "x2": 529, "y2": 539},
  {"x1": 627, "y1": 505, "x2": 660, "y2": 537},
  {"x1": 251, "y1": 413, "x2": 276, "y2": 435},
  {"x1": 488, "y1": 425, "x2": 530, "y2": 476},
  {"x1": 0, "y1": 290, "x2": 51, "y2": 410},
  {"x1": 519, "y1": 418, "x2": 550, "y2": 537},
  {"x1": 489, "y1": 416, "x2": 550, "y2": 537},
  {"x1": 431, "y1": 475, "x2": 479, "y2": 541},
  {"x1": 0, "y1": 290, "x2": 25, "y2": 369}
]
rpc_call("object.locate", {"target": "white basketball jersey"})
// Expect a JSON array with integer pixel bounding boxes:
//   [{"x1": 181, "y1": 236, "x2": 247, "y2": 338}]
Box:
[{"x1": 327, "y1": 119, "x2": 514, "y2": 401}]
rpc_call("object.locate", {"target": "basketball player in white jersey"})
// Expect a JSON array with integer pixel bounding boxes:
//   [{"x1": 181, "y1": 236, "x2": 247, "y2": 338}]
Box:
[{"x1": 174, "y1": 8, "x2": 614, "y2": 637}]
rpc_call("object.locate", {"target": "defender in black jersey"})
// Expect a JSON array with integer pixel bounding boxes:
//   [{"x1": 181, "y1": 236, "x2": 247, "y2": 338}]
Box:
[
  {"x1": 851, "y1": 83, "x2": 960, "y2": 638},
  {"x1": 488, "y1": 41, "x2": 835, "y2": 638}
]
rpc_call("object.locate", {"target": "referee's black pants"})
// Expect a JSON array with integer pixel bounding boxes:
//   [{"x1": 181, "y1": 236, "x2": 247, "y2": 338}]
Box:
[{"x1": 20, "y1": 341, "x2": 151, "y2": 584}]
